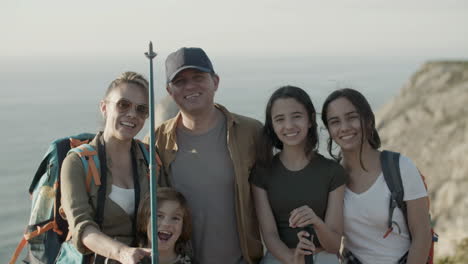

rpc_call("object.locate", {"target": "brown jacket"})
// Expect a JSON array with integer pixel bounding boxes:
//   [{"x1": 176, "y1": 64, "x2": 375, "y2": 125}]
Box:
[
  {"x1": 60, "y1": 134, "x2": 150, "y2": 254},
  {"x1": 154, "y1": 104, "x2": 264, "y2": 264}
]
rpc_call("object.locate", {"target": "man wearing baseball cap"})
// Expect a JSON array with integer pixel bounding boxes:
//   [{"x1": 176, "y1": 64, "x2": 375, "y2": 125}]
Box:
[{"x1": 152, "y1": 47, "x2": 263, "y2": 264}]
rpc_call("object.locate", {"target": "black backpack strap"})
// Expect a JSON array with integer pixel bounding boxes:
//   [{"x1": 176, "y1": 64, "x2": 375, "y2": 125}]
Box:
[
  {"x1": 342, "y1": 248, "x2": 364, "y2": 264},
  {"x1": 380, "y1": 150, "x2": 408, "y2": 237},
  {"x1": 95, "y1": 137, "x2": 107, "y2": 229},
  {"x1": 131, "y1": 141, "x2": 141, "y2": 247}
]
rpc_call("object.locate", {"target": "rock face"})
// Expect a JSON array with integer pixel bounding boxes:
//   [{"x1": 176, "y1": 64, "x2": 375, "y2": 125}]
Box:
[
  {"x1": 155, "y1": 95, "x2": 179, "y2": 127},
  {"x1": 376, "y1": 61, "x2": 468, "y2": 257}
]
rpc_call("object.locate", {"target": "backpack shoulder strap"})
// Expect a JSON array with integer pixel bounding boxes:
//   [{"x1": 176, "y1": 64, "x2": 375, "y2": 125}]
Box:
[
  {"x1": 381, "y1": 150, "x2": 404, "y2": 207},
  {"x1": 136, "y1": 140, "x2": 150, "y2": 166},
  {"x1": 69, "y1": 144, "x2": 102, "y2": 192},
  {"x1": 95, "y1": 139, "x2": 108, "y2": 230},
  {"x1": 380, "y1": 150, "x2": 408, "y2": 237},
  {"x1": 68, "y1": 142, "x2": 107, "y2": 230},
  {"x1": 136, "y1": 140, "x2": 163, "y2": 167},
  {"x1": 136, "y1": 140, "x2": 165, "y2": 184}
]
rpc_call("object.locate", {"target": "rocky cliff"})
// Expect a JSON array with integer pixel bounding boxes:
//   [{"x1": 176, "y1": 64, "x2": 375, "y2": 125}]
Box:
[{"x1": 376, "y1": 61, "x2": 468, "y2": 257}]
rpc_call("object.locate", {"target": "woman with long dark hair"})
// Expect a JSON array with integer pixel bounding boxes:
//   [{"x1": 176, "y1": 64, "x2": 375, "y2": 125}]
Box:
[
  {"x1": 250, "y1": 85, "x2": 346, "y2": 264},
  {"x1": 321, "y1": 88, "x2": 431, "y2": 264}
]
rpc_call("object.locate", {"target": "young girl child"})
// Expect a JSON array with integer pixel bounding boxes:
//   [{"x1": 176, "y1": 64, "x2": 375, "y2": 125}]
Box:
[
  {"x1": 250, "y1": 85, "x2": 347, "y2": 264},
  {"x1": 137, "y1": 187, "x2": 193, "y2": 264},
  {"x1": 321, "y1": 88, "x2": 431, "y2": 263}
]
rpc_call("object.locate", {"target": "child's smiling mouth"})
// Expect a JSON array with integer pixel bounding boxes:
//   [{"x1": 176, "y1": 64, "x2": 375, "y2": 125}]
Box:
[{"x1": 158, "y1": 231, "x2": 173, "y2": 242}]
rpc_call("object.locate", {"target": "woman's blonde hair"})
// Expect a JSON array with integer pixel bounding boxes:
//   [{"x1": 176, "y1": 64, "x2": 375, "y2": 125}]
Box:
[{"x1": 104, "y1": 71, "x2": 149, "y2": 99}]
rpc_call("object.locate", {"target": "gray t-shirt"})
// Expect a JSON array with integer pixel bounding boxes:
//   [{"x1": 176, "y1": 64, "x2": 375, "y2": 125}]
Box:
[{"x1": 171, "y1": 114, "x2": 244, "y2": 264}]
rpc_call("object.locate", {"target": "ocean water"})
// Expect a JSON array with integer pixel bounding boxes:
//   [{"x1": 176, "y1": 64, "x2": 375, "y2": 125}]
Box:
[{"x1": 0, "y1": 54, "x2": 424, "y2": 260}]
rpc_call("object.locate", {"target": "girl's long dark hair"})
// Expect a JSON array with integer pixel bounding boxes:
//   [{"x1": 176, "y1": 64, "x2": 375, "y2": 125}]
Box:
[
  {"x1": 256, "y1": 85, "x2": 319, "y2": 167},
  {"x1": 321, "y1": 88, "x2": 381, "y2": 169}
]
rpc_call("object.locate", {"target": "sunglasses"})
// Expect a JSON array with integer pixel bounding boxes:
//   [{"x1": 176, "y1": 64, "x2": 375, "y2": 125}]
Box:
[{"x1": 107, "y1": 98, "x2": 149, "y2": 119}]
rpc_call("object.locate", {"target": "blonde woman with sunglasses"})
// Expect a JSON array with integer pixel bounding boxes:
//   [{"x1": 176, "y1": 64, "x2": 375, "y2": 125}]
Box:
[{"x1": 60, "y1": 72, "x2": 153, "y2": 264}]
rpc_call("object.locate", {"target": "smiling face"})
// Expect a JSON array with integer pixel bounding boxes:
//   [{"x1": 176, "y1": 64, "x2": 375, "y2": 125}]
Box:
[
  {"x1": 166, "y1": 68, "x2": 219, "y2": 116},
  {"x1": 100, "y1": 83, "x2": 148, "y2": 142},
  {"x1": 270, "y1": 97, "x2": 312, "y2": 150},
  {"x1": 156, "y1": 200, "x2": 184, "y2": 254},
  {"x1": 325, "y1": 97, "x2": 366, "y2": 152}
]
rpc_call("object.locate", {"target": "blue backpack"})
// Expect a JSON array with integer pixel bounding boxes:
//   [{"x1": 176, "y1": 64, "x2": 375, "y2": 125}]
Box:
[{"x1": 9, "y1": 133, "x2": 151, "y2": 264}]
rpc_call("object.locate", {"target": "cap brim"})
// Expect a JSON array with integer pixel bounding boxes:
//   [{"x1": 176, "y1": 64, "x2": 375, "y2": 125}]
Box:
[{"x1": 167, "y1": 66, "x2": 213, "y2": 83}]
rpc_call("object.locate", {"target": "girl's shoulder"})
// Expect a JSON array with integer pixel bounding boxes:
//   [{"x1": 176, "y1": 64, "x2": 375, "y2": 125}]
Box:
[{"x1": 397, "y1": 153, "x2": 417, "y2": 169}]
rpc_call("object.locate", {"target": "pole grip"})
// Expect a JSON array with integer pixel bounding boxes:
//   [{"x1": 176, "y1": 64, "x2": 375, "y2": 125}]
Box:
[{"x1": 304, "y1": 225, "x2": 314, "y2": 264}]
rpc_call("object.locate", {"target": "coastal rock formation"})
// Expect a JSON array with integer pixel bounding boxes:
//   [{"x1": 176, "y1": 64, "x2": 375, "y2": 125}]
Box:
[
  {"x1": 376, "y1": 61, "x2": 468, "y2": 257},
  {"x1": 155, "y1": 94, "x2": 179, "y2": 127}
]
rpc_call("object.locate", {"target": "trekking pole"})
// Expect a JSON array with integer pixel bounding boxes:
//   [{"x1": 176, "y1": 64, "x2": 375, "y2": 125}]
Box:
[
  {"x1": 304, "y1": 226, "x2": 314, "y2": 264},
  {"x1": 145, "y1": 41, "x2": 159, "y2": 264}
]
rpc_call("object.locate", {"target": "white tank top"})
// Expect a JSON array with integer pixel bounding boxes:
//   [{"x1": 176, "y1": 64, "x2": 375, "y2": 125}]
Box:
[{"x1": 109, "y1": 184, "x2": 135, "y2": 216}]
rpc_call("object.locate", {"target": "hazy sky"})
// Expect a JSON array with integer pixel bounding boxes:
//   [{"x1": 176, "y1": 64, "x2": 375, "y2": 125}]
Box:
[{"x1": 2, "y1": 0, "x2": 467, "y2": 58}]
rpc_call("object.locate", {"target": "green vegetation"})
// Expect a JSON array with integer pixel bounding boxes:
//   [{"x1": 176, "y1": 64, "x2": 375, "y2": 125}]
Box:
[{"x1": 436, "y1": 238, "x2": 468, "y2": 264}]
